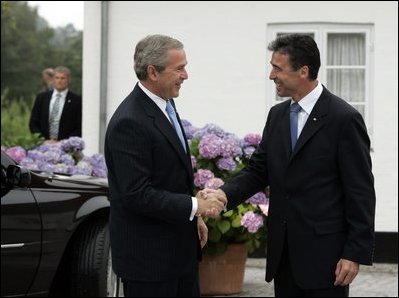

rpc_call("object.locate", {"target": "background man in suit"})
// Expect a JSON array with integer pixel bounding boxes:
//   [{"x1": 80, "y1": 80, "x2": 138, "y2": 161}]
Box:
[
  {"x1": 104, "y1": 34, "x2": 226, "y2": 297},
  {"x1": 29, "y1": 66, "x2": 82, "y2": 142},
  {"x1": 202, "y1": 34, "x2": 376, "y2": 297},
  {"x1": 41, "y1": 67, "x2": 54, "y2": 91}
]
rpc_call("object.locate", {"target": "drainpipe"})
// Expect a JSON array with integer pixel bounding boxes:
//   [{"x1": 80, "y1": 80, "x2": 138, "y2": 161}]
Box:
[{"x1": 99, "y1": 1, "x2": 108, "y2": 153}]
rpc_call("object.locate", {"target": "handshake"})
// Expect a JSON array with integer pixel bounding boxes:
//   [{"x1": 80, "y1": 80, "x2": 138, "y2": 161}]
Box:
[{"x1": 195, "y1": 188, "x2": 228, "y2": 218}]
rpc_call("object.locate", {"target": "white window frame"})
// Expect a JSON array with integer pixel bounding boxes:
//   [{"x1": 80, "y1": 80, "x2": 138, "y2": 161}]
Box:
[{"x1": 266, "y1": 23, "x2": 374, "y2": 139}]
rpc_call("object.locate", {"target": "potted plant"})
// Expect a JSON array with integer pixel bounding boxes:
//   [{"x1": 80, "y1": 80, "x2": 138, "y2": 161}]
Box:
[{"x1": 182, "y1": 120, "x2": 268, "y2": 295}]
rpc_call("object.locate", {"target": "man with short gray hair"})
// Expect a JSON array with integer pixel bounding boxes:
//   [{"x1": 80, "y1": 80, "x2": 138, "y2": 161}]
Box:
[{"x1": 105, "y1": 34, "x2": 226, "y2": 297}]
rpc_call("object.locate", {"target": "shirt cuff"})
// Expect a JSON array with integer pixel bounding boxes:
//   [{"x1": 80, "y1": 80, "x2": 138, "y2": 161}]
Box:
[{"x1": 190, "y1": 197, "x2": 198, "y2": 221}]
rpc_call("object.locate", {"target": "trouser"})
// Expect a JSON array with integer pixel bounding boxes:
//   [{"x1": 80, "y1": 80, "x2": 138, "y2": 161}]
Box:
[
  {"x1": 122, "y1": 269, "x2": 200, "y2": 297},
  {"x1": 274, "y1": 236, "x2": 349, "y2": 297}
]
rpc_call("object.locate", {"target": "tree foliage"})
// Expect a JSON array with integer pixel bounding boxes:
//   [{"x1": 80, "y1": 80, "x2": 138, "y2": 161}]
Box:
[
  {"x1": 1, "y1": 1, "x2": 82, "y2": 101},
  {"x1": 1, "y1": 89, "x2": 44, "y2": 148}
]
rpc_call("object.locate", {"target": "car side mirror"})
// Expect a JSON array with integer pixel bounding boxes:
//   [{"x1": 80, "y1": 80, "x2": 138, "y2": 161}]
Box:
[{"x1": 6, "y1": 165, "x2": 31, "y2": 188}]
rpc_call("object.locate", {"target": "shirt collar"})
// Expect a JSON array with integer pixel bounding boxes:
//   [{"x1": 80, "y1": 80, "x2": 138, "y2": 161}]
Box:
[
  {"x1": 138, "y1": 81, "x2": 168, "y2": 111},
  {"x1": 52, "y1": 89, "x2": 68, "y2": 98},
  {"x1": 292, "y1": 81, "x2": 322, "y2": 115}
]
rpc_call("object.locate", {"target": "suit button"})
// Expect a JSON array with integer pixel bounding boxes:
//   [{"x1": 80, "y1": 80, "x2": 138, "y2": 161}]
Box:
[
  {"x1": 286, "y1": 195, "x2": 290, "y2": 199},
  {"x1": 282, "y1": 220, "x2": 287, "y2": 225}
]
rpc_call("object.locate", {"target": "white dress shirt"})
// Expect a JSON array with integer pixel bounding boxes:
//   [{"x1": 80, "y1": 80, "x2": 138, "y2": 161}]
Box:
[{"x1": 292, "y1": 81, "x2": 323, "y2": 138}]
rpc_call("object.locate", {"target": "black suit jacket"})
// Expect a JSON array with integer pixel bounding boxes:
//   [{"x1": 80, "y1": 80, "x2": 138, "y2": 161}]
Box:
[
  {"x1": 29, "y1": 90, "x2": 82, "y2": 140},
  {"x1": 104, "y1": 84, "x2": 199, "y2": 282},
  {"x1": 221, "y1": 86, "x2": 375, "y2": 289}
]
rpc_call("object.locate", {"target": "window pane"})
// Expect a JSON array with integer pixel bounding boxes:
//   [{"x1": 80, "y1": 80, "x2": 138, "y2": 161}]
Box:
[
  {"x1": 327, "y1": 69, "x2": 365, "y2": 102},
  {"x1": 327, "y1": 33, "x2": 365, "y2": 65}
]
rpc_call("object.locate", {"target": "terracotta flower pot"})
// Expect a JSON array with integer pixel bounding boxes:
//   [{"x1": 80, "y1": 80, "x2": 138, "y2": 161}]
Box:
[{"x1": 199, "y1": 244, "x2": 248, "y2": 295}]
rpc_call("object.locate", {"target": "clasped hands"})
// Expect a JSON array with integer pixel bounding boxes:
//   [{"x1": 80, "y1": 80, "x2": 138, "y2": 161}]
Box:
[{"x1": 195, "y1": 188, "x2": 227, "y2": 218}]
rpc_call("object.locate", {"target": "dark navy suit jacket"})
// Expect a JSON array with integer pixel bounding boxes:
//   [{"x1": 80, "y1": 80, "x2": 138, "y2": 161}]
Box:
[
  {"x1": 104, "y1": 84, "x2": 199, "y2": 281},
  {"x1": 222, "y1": 86, "x2": 375, "y2": 289}
]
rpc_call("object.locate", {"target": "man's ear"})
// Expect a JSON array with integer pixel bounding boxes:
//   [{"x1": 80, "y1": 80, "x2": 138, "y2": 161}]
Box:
[
  {"x1": 147, "y1": 65, "x2": 158, "y2": 81},
  {"x1": 300, "y1": 66, "x2": 309, "y2": 79}
]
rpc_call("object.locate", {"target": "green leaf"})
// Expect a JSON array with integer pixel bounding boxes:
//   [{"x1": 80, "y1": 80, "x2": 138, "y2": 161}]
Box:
[
  {"x1": 208, "y1": 227, "x2": 221, "y2": 242},
  {"x1": 222, "y1": 209, "x2": 234, "y2": 217},
  {"x1": 216, "y1": 220, "x2": 231, "y2": 234},
  {"x1": 232, "y1": 215, "x2": 242, "y2": 228}
]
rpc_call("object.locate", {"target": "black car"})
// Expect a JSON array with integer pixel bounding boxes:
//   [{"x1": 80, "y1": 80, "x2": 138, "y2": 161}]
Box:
[{"x1": 1, "y1": 150, "x2": 121, "y2": 296}]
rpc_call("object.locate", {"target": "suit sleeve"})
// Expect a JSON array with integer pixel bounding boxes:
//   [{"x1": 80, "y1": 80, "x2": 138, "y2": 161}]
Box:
[
  {"x1": 221, "y1": 114, "x2": 270, "y2": 210},
  {"x1": 338, "y1": 111, "x2": 376, "y2": 265},
  {"x1": 29, "y1": 94, "x2": 44, "y2": 136}
]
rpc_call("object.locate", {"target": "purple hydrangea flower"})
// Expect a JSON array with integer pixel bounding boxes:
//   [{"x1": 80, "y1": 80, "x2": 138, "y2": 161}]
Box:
[
  {"x1": 76, "y1": 160, "x2": 93, "y2": 175},
  {"x1": 54, "y1": 163, "x2": 71, "y2": 174},
  {"x1": 40, "y1": 163, "x2": 56, "y2": 173},
  {"x1": 194, "y1": 169, "x2": 214, "y2": 188},
  {"x1": 192, "y1": 129, "x2": 207, "y2": 139},
  {"x1": 5, "y1": 146, "x2": 26, "y2": 163},
  {"x1": 19, "y1": 157, "x2": 39, "y2": 170},
  {"x1": 198, "y1": 134, "x2": 222, "y2": 159},
  {"x1": 246, "y1": 192, "x2": 267, "y2": 205},
  {"x1": 82, "y1": 154, "x2": 107, "y2": 177},
  {"x1": 92, "y1": 167, "x2": 107, "y2": 178},
  {"x1": 220, "y1": 135, "x2": 242, "y2": 158},
  {"x1": 60, "y1": 137, "x2": 85, "y2": 152},
  {"x1": 36, "y1": 142, "x2": 62, "y2": 152},
  {"x1": 241, "y1": 211, "x2": 264, "y2": 233},
  {"x1": 243, "y1": 146, "x2": 256, "y2": 159},
  {"x1": 60, "y1": 153, "x2": 75, "y2": 165},
  {"x1": 216, "y1": 157, "x2": 236, "y2": 172},
  {"x1": 202, "y1": 123, "x2": 225, "y2": 137},
  {"x1": 183, "y1": 125, "x2": 200, "y2": 140},
  {"x1": 204, "y1": 178, "x2": 224, "y2": 190},
  {"x1": 41, "y1": 149, "x2": 62, "y2": 163},
  {"x1": 191, "y1": 155, "x2": 197, "y2": 169},
  {"x1": 244, "y1": 133, "x2": 262, "y2": 146},
  {"x1": 180, "y1": 119, "x2": 192, "y2": 127}
]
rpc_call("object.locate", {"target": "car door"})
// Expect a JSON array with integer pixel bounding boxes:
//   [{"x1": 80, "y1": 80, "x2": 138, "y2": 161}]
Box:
[{"x1": 1, "y1": 152, "x2": 42, "y2": 297}]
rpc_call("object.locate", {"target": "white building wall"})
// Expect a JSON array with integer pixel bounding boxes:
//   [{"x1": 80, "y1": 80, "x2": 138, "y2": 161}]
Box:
[
  {"x1": 82, "y1": 2, "x2": 102, "y2": 154},
  {"x1": 83, "y1": 1, "x2": 398, "y2": 232}
]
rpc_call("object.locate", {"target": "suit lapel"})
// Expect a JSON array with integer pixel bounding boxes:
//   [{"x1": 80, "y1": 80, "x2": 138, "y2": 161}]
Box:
[
  {"x1": 280, "y1": 103, "x2": 292, "y2": 162},
  {"x1": 290, "y1": 93, "x2": 329, "y2": 160},
  {"x1": 137, "y1": 87, "x2": 192, "y2": 174},
  {"x1": 59, "y1": 92, "x2": 71, "y2": 124}
]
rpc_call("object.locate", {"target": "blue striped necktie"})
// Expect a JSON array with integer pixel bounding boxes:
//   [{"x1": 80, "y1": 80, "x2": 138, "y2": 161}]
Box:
[
  {"x1": 290, "y1": 102, "x2": 302, "y2": 150},
  {"x1": 166, "y1": 100, "x2": 187, "y2": 152}
]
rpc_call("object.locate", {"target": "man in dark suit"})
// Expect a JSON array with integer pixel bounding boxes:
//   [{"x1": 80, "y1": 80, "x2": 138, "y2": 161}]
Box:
[
  {"x1": 202, "y1": 34, "x2": 376, "y2": 297},
  {"x1": 29, "y1": 66, "x2": 82, "y2": 142},
  {"x1": 104, "y1": 35, "x2": 226, "y2": 297}
]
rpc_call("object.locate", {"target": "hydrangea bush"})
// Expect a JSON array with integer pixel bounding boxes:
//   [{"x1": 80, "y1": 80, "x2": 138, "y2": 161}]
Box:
[
  {"x1": 3, "y1": 137, "x2": 107, "y2": 178},
  {"x1": 182, "y1": 120, "x2": 269, "y2": 255}
]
